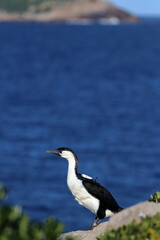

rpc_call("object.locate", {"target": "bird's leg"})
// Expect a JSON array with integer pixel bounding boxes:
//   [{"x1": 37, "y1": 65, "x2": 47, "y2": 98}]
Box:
[
  {"x1": 94, "y1": 176, "x2": 98, "y2": 182},
  {"x1": 89, "y1": 217, "x2": 101, "y2": 230}
]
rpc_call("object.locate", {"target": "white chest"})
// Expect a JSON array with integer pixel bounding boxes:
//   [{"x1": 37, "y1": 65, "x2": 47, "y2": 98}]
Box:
[{"x1": 67, "y1": 174, "x2": 99, "y2": 215}]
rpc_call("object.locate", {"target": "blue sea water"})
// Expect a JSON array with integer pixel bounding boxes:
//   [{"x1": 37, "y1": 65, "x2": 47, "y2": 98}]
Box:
[{"x1": 0, "y1": 18, "x2": 160, "y2": 231}]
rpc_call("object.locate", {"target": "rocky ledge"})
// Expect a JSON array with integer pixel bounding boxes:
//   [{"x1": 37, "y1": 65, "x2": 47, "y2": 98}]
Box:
[
  {"x1": 0, "y1": 0, "x2": 139, "y2": 23},
  {"x1": 60, "y1": 201, "x2": 160, "y2": 240}
]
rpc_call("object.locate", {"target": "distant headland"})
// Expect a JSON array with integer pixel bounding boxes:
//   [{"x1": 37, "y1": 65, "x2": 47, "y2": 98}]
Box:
[{"x1": 0, "y1": 0, "x2": 139, "y2": 23}]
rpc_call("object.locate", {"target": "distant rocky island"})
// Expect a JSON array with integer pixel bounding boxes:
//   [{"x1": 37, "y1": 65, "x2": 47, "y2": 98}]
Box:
[{"x1": 0, "y1": 0, "x2": 139, "y2": 23}]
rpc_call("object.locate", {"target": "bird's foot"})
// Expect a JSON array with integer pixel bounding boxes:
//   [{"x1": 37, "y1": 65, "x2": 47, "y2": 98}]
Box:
[
  {"x1": 94, "y1": 176, "x2": 98, "y2": 182},
  {"x1": 88, "y1": 218, "x2": 100, "y2": 230}
]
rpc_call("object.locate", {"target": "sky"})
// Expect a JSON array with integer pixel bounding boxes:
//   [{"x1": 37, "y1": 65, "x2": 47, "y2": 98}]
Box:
[{"x1": 110, "y1": 0, "x2": 160, "y2": 16}]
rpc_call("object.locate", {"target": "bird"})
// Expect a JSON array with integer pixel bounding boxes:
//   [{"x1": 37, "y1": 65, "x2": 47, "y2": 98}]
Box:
[{"x1": 46, "y1": 147, "x2": 123, "y2": 229}]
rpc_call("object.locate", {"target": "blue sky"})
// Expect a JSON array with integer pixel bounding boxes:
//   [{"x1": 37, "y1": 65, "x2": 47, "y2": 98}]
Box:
[{"x1": 110, "y1": 0, "x2": 160, "y2": 16}]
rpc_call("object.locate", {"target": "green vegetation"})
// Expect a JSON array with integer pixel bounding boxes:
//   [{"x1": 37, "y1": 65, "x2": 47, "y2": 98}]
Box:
[
  {"x1": 0, "y1": 0, "x2": 73, "y2": 13},
  {"x1": 0, "y1": 0, "x2": 29, "y2": 12},
  {"x1": 0, "y1": 183, "x2": 64, "y2": 240},
  {"x1": 98, "y1": 213, "x2": 160, "y2": 240},
  {"x1": 149, "y1": 191, "x2": 160, "y2": 203},
  {"x1": 0, "y1": 183, "x2": 8, "y2": 200},
  {"x1": 0, "y1": 183, "x2": 160, "y2": 240}
]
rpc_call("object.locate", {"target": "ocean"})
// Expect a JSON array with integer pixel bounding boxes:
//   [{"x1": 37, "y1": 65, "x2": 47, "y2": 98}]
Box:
[{"x1": 0, "y1": 18, "x2": 160, "y2": 231}]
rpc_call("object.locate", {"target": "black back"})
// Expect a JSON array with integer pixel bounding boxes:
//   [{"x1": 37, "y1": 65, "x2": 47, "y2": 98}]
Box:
[{"x1": 82, "y1": 178, "x2": 121, "y2": 213}]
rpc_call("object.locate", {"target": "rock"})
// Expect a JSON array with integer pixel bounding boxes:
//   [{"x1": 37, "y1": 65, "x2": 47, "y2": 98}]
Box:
[
  {"x1": 0, "y1": 0, "x2": 139, "y2": 23},
  {"x1": 48, "y1": 0, "x2": 138, "y2": 23},
  {"x1": 60, "y1": 201, "x2": 160, "y2": 240}
]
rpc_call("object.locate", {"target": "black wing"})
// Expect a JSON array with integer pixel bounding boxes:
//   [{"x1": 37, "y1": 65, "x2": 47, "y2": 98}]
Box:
[{"x1": 82, "y1": 179, "x2": 121, "y2": 212}]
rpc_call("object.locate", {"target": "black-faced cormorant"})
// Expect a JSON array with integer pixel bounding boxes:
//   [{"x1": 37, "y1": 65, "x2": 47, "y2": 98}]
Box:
[{"x1": 46, "y1": 147, "x2": 123, "y2": 229}]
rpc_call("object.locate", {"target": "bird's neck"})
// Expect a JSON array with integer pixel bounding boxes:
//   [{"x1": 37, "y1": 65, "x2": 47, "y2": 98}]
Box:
[{"x1": 67, "y1": 155, "x2": 79, "y2": 181}]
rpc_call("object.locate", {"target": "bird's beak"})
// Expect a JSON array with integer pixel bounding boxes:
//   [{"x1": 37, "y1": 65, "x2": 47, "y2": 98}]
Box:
[{"x1": 45, "y1": 149, "x2": 60, "y2": 156}]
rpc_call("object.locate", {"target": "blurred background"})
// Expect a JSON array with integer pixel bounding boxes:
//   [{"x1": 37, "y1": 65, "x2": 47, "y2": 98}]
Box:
[{"x1": 0, "y1": 0, "x2": 160, "y2": 232}]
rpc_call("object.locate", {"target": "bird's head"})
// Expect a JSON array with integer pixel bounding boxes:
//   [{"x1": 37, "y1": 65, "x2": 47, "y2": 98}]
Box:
[{"x1": 45, "y1": 147, "x2": 77, "y2": 161}]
